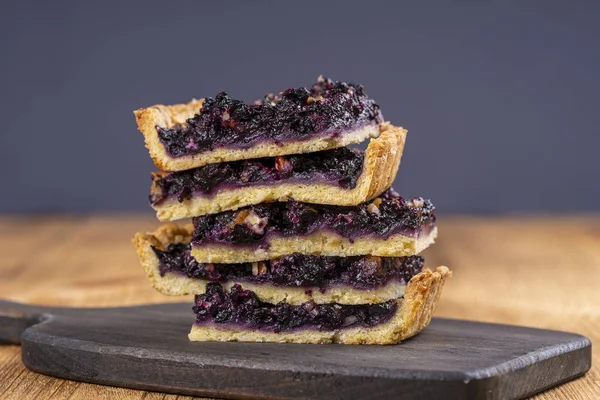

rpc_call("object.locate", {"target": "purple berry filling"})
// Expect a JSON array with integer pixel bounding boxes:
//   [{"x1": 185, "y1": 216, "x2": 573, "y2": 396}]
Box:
[
  {"x1": 193, "y1": 283, "x2": 398, "y2": 333},
  {"x1": 157, "y1": 77, "x2": 383, "y2": 158},
  {"x1": 192, "y1": 189, "x2": 435, "y2": 246},
  {"x1": 150, "y1": 147, "x2": 364, "y2": 205},
  {"x1": 152, "y1": 242, "x2": 424, "y2": 290}
]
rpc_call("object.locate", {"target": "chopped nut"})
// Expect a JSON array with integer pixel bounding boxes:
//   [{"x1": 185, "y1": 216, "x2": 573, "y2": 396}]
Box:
[
  {"x1": 274, "y1": 156, "x2": 292, "y2": 172},
  {"x1": 233, "y1": 209, "x2": 251, "y2": 224},
  {"x1": 222, "y1": 111, "x2": 230, "y2": 121},
  {"x1": 410, "y1": 198, "x2": 424, "y2": 208},
  {"x1": 347, "y1": 87, "x2": 355, "y2": 96},
  {"x1": 244, "y1": 210, "x2": 262, "y2": 225},
  {"x1": 257, "y1": 261, "x2": 267, "y2": 275},
  {"x1": 251, "y1": 261, "x2": 267, "y2": 276},
  {"x1": 317, "y1": 75, "x2": 326, "y2": 83},
  {"x1": 307, "y1": 95, "x2": 324, "y2": 104},
  {"x1": 264, "y1": 93, "x2": 280, "y2": 106},
  {"x1": 244, "y1": 210, "x2": 268, "y2": 234},
  {"x1": 367, "y1": 203, "x2": 380, "y2": 215},
  {"x1": 372, "y1": 197, "x2": 382, "y2": 207}
]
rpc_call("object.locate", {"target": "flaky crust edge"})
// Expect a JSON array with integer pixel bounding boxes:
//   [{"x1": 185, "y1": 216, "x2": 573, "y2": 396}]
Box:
[
  {"x1": 132, "y1": 223, "x2": 193, "y2": 294},
  {"x1": 188, "y1": 266, "x2": 451, "y2": 345},
  {"x1": 134, "y1": 99, "x2": 204, "y2": 171},
  {"x1": 150, "y1": 122, "x2": 406, "y2": 220},
  {"x1": 134, "y1": 98, "x2": 380, "y2": 171},
  {"x1": 362, "y1": 122, "x2": 406, "y2": 201},
  {"x1": 133, "y1": 224, "x2": 408, "y2": 305}
]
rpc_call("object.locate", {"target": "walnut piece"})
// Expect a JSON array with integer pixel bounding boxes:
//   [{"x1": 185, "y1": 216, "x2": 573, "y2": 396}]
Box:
[{"x1": 244, "y1": 210, "x2": 268, "y2": 234}]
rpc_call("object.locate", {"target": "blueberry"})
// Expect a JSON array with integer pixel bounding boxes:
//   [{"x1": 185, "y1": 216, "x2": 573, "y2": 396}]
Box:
[
  {"x1": 156, "y1": 78, "x2": 383, "y2": 157},
  {"x1": 153, "y1": 243, "x2": 424, "y2": 292},
  {"x1": 192, "y1": 283, "x2": 397, "y2": 331},
  {"x1": 150, "y1": 147, "x2": 365, "y2": 206},
  {"x1": 191, "y1": 190, "x2": 435, "y2": 251}
]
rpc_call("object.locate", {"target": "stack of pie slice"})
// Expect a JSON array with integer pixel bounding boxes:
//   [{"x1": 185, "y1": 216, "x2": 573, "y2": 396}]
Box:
[{"x1": 133, "y1": 77, "x2": 450, "y2": 344}]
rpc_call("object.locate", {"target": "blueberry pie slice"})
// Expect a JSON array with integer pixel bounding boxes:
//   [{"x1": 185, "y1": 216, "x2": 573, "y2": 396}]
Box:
[
  {"x1": 190, "y1": 189, "x2": 437, "y2": 263},
  {"x1": 134, "y1": 224, "x2": 425, "y2": 305},
  {"x1": 149, "y1": 123, "x2": 405, "y2": 220},
  {"x1": 188, "y1": 266, "x2": 450, "y2": 345},
  {"x1": 134, "y1": 77, "x2": 383, "y2": 172}
]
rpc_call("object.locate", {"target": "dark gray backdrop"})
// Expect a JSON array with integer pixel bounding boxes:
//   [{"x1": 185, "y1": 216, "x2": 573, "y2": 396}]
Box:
[{"x1": 1, "y1": 1, "x2": 598, "y2": 213}]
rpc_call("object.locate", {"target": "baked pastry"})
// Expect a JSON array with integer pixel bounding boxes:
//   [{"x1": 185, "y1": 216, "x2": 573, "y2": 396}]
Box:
[
  {"x1": 190, "y1": 189, "x2": 437, "y2": 263},
  {"x1": 134, "y1": 77, "x2": 383, "y2": 171},
  {"x1": 188, "y1": 266, "x2": 451, "y2": 344},
  {"x1": 149, "y1": 122, "x2": 405, "y2": 220},
  {"x1": 132, "y1": 75, "x2": 450, "y2": 346},
  {"x1": 134, "y1": 224, "x2": 424, "y2": 305}
]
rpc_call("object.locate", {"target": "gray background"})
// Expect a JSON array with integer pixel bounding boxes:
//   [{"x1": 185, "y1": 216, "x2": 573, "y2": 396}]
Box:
[{"x1": 1, "y1": 1, "x2": 598, "y2": 214}]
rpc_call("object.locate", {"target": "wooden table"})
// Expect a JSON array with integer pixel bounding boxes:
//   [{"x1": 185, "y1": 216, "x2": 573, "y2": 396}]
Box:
[{"x1": 0, "y1": 215, "x2": 598, "y2": 399}]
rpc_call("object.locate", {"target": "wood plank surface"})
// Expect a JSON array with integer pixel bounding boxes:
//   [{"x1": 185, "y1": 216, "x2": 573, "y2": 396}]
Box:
[{"x1": 0, "y1": 214, "x2": 598, "y2": 399}]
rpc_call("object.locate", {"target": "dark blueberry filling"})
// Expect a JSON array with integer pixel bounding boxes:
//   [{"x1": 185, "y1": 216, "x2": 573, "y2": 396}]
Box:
[
  {"x1": 150, "y1": 147, "x2": 365, "y2": 204},
  {"x1": 193, "y1": 283, "x2": 398, "y2": 333},
  {"x1": 153, "y1": 242, "x2": 423, "y2": 290},
  {"x1": 157, "y1": 77, "x2": 383, "y2": 157},
  {"x1": 192, "y1": 189, "x2": 436, "y2": 246}
]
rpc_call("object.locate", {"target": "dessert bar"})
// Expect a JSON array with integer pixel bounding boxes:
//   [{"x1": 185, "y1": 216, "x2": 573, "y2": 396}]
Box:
[
  {"x1": 134, "y1": 224, "x2": 424, "y2": 305},
  {"x1": 149, "y1": 123, "x2": 405, "y2": 220},
  {"x1": 188, "y1": 267, "x2": 450, "y2": 344},
  {"x1": 135, "y1": 77, "x2": 382, "y2": 171},
  {"x1": 191, "y1": 189, "x2": 437, "y2": 263}
]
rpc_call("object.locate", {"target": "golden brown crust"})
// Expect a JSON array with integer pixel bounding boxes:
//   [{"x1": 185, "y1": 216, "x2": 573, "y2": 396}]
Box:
[
  {"x1": 134, "y1": 98, "x2": 379, "y2": 172},
  {"x1": 191, "y1": 226, "x2": 437, "y2": 263},
  {"x1": 134, "y1": 99, "x2": 204, "y2": 171},
  {"x1": 133, "y1": 224, "x2": 408, "y2": 305},
  {"x1": 188, "y1": 266, "x2": 451, "y2": 344},
  {"x1": 134, "y1": 223, "x2": 194, "y2": 250},
  {"x1": 362, "y1": 122, "x2": 405, "y2": 201},
  {"x1": 132, "y1": 224, "x2": 193, "y2": 295},
  {"x1": 150, "y1": 123, "x2": 407, "y2": 220}
]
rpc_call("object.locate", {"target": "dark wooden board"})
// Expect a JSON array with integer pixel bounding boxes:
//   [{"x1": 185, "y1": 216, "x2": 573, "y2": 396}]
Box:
[{"x1": 0, "y1": 299, "x2": 591, "y2": 400}]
